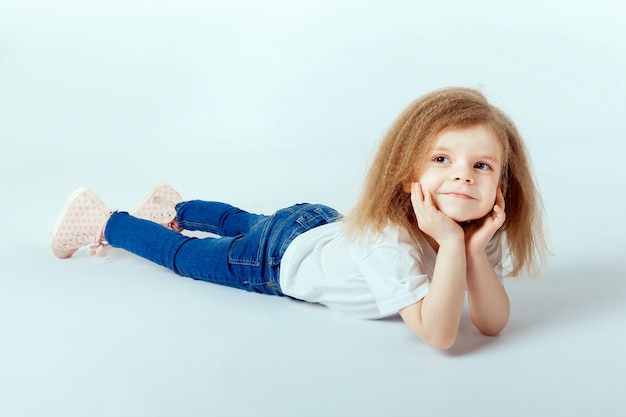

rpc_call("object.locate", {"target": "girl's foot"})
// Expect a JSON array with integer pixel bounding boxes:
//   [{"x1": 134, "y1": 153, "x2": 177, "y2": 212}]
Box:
[
  {"x1": 131, "y1": 183, "x2": 183, "y2": 232},
  {"x1": 50, "y1": 187, "x2": 113, "y2": 259}
]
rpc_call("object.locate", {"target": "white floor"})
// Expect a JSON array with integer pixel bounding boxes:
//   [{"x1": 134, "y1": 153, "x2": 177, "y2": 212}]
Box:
[{"x1": 1, "y1": 1, "x2": 626, "y2": 416}]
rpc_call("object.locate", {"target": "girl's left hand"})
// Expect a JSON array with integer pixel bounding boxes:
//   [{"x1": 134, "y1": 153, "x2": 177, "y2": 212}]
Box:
[{"x1": 464, "y1": 188, "x2": 506, "y2": 254}]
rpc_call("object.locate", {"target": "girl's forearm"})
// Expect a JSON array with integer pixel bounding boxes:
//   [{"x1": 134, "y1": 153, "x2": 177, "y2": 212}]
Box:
[
  {"x1": 416, "y1": 239, "x2": 467, "y2": 348},
  {"x1": 466, "y1": 251, "x2": 510, "y2": 335}
]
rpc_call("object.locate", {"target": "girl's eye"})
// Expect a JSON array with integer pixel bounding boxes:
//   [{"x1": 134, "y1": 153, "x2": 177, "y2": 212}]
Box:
[
  {"x1": 474, "y1": 162, "x2": 491, "y2": 170},
  {"x1": 434, "y1": 156, "x2": 450, "y2": 164}
]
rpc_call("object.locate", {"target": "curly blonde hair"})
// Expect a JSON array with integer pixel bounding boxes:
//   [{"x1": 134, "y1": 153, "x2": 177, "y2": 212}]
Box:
[{"x1": 344, "y1": 87, "x2": 547, "y2": 276}]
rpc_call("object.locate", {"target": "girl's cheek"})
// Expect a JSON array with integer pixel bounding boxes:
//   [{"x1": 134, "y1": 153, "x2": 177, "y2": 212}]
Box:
[
  {"x1": 488, "y1": 187, "x2": 498, "y2": 204},
  {"x1": 417, "y1": 177, "x2": 435, "y2": 194}
]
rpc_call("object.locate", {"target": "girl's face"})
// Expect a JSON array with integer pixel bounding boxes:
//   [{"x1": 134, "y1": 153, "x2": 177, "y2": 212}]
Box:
[{"x1": 416, "y1": 125, "x2": 503, "y2": 223}]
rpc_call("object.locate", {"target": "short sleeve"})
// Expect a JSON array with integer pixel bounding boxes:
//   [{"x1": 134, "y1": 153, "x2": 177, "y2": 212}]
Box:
[{"x1": 357, "y1": 245, "x2": 431, "y2": 317}]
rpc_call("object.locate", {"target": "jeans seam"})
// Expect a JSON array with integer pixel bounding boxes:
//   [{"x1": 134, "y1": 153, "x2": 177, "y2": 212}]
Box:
[{"x1": 170, "y1": 237, "x2": 195, "y2": 275}]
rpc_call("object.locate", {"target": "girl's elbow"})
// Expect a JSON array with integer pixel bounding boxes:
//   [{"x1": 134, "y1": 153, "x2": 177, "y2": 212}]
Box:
[
  {"x1": 473, "y1": 314, "x2": 509, "y2": 337},
  {"x1": 429, "y1": 337, "x2": 456, "y2": 350},
  {"x1": 475, "y1": 317, "x2": 508, "y2": 336},
  {"x1": 420, "y1": 330, "x2": 458, "y2": 350},
  {"x1": 400, "y1": 302, "x2": 460, "y2": 349},
  {"x1": 477, "y1": 324, "x2": 506, "y2": 337}
]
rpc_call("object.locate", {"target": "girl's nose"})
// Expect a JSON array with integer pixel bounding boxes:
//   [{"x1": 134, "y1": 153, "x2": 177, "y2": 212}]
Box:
[{"x1": 452, "y1": 169, "x2": 473, "y2": 183}]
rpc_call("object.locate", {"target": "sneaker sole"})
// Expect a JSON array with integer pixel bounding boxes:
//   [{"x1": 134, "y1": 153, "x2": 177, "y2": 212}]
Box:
[{"x1": 50, "y1": 187, "x2": 90, "y2": 258}]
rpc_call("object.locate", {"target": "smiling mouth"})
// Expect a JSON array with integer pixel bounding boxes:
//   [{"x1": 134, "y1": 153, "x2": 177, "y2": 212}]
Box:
[{"x1": 442, "y1": 193, "x2": 475, "y2": 200}]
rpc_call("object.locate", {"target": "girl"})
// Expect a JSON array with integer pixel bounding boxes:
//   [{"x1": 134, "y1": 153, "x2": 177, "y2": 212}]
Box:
[{"x1": 51, "y1": 87, "x2": 547, "y2": 349}]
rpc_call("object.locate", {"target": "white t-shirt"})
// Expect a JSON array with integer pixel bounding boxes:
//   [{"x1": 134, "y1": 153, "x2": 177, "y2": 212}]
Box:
[{"x1": 279, "y1": 221, "x2": 502, "y2": 320}]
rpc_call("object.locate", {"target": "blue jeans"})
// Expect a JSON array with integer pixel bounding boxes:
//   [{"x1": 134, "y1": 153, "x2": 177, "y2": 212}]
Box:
[{"x1": 104, "y1": 201, "x2": 342, "y2": 295}]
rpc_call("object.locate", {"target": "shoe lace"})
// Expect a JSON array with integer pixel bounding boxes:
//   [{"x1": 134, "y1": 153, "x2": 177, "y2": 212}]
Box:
[
  {"x1": 89, "y1": 242, "x2": 111, "y2": 257},
  {"x1": 88, "y1": 220, "x2": 112, "y2": 257},
  {"x1": 167, "y1": 220, "x2": 183, "y2": 232}
]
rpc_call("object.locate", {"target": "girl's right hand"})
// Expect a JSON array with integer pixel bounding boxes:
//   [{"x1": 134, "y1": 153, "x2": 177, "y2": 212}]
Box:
[{"x1": 410, "y1": 182, "x2": 464, "y2": 245}]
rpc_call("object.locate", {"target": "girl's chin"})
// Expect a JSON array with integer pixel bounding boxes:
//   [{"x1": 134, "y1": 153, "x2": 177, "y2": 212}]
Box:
[
  {"x1": 441, "y1": 209, "x2": 489, "y2": 223},
  {"x1": 451, "y1": 216, "x2": 474, "y2": 223}
]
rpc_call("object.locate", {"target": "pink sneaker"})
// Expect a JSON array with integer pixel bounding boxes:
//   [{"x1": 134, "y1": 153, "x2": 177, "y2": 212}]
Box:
[
  {"x1": 131, "y1": 183, "x2": 183, "y2": 231},
  {"x1": 50, "y1": 187, "x2": 113, "y2": 259}
]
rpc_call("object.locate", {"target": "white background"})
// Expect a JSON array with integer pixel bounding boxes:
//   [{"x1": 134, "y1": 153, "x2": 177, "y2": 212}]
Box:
[{"x1": 1, "y1": 1, "x2": 625, "y2": 416}]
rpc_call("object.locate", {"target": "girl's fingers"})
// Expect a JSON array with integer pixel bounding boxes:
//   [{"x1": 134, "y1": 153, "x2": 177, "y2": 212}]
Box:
[
  {"x1": 493, "y1": 204, "x2": 504, "y2": 220},
  {"x1": 492, "y1": 201, "x2": 506, "y2": 228},
  {"x1": 423, "y1": 188, "x2": 434, "y2": 208},
  {"x1": 496, "y1": 187, "x2": 505, "y2": 211},
  {"x1": 412, "y1": 182, "x2": 440, "y2": 216},
  {"x1": 422, "y1": 188, "x2": 442, "y2": 215},
  {"x1": 411, "y1": 183, "x2": 430, "y2": 224},
  {"x1": 412, "y1": 182, "x2": 424, "y2": 202},
  {"x1": 410, "y1": 183, "x2": 424, "y2": 211}
]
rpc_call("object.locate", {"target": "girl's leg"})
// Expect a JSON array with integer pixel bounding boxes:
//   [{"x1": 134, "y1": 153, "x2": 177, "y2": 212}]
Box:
[
  {"x1": 104, "y1": 211, "x2": 278, "y2": 294},
  {"x1": 129, "y1": 185, "x2": 263, "y2": 237},
  {"x1": 174, "y1": 200, "x2": 267, "y2": 237}
]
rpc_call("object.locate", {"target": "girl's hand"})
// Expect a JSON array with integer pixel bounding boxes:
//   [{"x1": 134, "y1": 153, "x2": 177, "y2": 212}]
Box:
[
  {"x1": 464, "y1": 188, "x2": 506, "y2": 254},
  {"x1": 410, "y1": 182, "x2": 463, "y2": 245}
]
